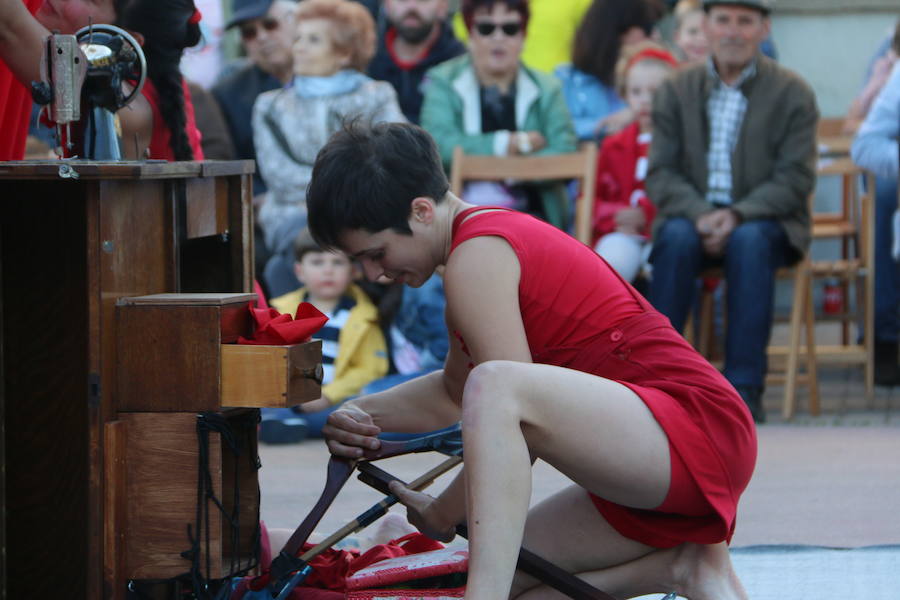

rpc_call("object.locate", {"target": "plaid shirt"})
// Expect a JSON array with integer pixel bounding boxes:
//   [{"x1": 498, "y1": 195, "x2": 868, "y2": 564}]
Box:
[{"x1": 705, "y1": 59, "x2": 757, "y2": 205}]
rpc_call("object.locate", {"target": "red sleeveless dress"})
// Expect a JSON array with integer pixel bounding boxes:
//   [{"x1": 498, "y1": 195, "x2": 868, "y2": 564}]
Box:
[{"x1": 449, "y1": 207, "x2": 757, "y2": 548}]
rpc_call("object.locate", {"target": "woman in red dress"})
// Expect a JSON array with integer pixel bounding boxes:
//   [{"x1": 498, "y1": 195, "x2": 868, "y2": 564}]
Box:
[{"x1": 306, "y1": 121, "x2": 756, "y2": 600}]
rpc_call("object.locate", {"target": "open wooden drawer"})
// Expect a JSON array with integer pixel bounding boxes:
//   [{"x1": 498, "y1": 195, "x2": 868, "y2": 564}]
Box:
[{"x1": 116, "y1": 293, "x2": 323, "y2": 411}]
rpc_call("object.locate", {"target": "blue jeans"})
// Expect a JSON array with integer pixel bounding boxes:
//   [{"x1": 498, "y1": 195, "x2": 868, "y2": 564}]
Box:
[
  {"x1": 874, "y1": 176, "x2": 900, "y2": 343},
  {"x1": 649, "y1": 217, "x2": 790, "y2": 388}
]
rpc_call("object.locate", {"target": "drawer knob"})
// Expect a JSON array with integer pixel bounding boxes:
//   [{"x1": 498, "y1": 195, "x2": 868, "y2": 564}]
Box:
[{"x1": 293, "y1": 363, "x2": 324, "y2": 385}]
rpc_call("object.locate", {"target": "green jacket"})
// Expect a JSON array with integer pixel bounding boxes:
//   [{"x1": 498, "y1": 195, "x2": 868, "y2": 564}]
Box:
[
  {"x1": 646, "y1": 55, "x2": 818, "y2": 260},
  {"x1": 420, "y1": 54, "x2": 577, "y2": 228},
  {"x1": 271, "y1": 284, "x2": 388, "y2": 403}
]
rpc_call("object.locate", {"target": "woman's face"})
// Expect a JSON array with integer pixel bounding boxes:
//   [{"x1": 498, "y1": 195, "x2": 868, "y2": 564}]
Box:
[
  {"x1": 339, "y1": 221, "x2": 437, "y2": 288},
  {"x1": 675, "y1": 10, "x2": 709, "y2": 63},
  {"x1": 36, "y1": 0, "x2": 117, "y2": 34},
  {"x1": 468, "y1": 3, "x2": 525, "y2": 80},
  {"x1": 292, "y1": 18, "x2": 349, "y2": 77}
]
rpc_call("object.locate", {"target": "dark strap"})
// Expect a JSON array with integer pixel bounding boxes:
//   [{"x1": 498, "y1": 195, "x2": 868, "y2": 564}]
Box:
[{"x1": 283, "y1": 456, "x2": 355, "y2": 556}]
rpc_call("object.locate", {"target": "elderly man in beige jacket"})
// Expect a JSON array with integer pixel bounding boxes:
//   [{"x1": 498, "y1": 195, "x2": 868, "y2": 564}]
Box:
[{"x1": 646, "y1": 0, "x2": 818, "y2": 424}]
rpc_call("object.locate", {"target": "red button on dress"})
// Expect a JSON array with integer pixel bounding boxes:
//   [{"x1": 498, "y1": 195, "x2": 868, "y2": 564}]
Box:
[{"x1": 610, "y1": 330, "x2": 623, "y2": 342}]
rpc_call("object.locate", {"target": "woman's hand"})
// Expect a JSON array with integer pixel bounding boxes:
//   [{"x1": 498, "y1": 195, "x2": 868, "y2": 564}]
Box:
[
  {"x1": 614, "y1": 207, "x2": 646, "y2": 235},
  {"x1": 321, "y1": 404, "x2": 382, "y2": 458},
  {"x1": 297, "y1": 396, "x2": 332, "y2": 413},
  {"x1": 507, "y1": 131, "x2": 547, "y2": 155},
  {"x1": 388, "y1": 482, "x2": 457, "y2": 543}
]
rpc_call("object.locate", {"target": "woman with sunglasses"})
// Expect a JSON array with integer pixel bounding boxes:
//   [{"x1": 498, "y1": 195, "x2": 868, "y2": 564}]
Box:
[
  {"x1": 251, "y1": 0, "x2": 405, "y2": 272},
  {"x1": 419, "y1": 0, "x2": 577, "y2": 230}
]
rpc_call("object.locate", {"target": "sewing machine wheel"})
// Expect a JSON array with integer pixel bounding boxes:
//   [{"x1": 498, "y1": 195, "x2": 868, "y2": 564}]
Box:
[{"x1": 74, "y1": 24, "x2": 147, "y2": 111}]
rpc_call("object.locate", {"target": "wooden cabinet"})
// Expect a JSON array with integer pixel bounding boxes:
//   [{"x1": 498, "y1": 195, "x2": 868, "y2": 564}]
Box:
[{"x1": 0, "y1": 161, "x2": 318, "y2": 600}]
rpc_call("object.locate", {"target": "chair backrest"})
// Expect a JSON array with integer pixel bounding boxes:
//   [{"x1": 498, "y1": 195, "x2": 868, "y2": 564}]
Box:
[{"x1": 449, "y1": 143, "x2": 598, "y2": 244}]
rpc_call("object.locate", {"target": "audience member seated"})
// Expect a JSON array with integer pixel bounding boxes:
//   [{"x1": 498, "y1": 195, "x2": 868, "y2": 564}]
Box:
[
  {"x1": 592, "y1": 42, "x2": 677, "y2": 283},
  {"x1": 362, "y1": 273, "x2": 449, "y2": 395},
  {"x1": 253, "y1": 0, "x2": 406, "y2": 297},
  {"x1": 261, "y1": 229, "x2": 388, "y2": 443},
  {"x1": 843, "y1": 20, "x2": 898, "y2": 135},
  {"x1": 452, "y1": 0, "x2": 592, "y2": 74},
  {"x1": 367, "y1": 0, "x2": 465, "y2": 124},
  {"x1": 647, "y1": 0, "x2": 817, "y2": 423},
  {"x1": 188, "y1": 81, "x2": 236, "y2": 160},
  {"x1": 671, "y1": 0, "x2": 709, "y2": 64},
  {"x1": 213, "y1": 0, "x2": 296, "y2": 193},
  {"x1": 554, "y1": 0, "x2": 664, "y2": 142},
  {"x1": 420, "y1": 0, "x2": 577, "y2": 229},
  {"x1": 851, "y1": 30, "x2": 900, "y2": 386}
]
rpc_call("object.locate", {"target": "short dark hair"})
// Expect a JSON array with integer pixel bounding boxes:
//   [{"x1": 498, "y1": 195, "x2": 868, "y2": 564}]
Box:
[
  {"x1": 292, "y1": 228, "x2": 324, "y2": 263},
  {"x1": 461, "y1": 0, "x2": 530, "y2": 33},
  {"x1": 571, "y1": 0, "x2": 664, "y2": 87},
  {"x1": 307, "y1": 121, "x2": 450, "y2": 250}
]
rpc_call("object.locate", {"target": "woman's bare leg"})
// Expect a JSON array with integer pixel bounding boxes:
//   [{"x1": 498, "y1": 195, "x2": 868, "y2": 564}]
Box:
[
  {"x1": 458, "y1": 360, "x2": 746, "y2": 600},
  {"x1": 513, "y1": 486, "x2": 747, "y2": 600}
]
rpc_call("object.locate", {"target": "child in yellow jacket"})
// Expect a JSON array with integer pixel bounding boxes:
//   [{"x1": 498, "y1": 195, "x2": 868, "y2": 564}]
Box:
[{"x1": 261, "y1": 230, "x2": 388, "y2": 443}]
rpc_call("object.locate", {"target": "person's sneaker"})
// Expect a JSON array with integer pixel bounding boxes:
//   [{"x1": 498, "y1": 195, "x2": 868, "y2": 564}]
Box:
[
  {"x1": 874, "y1": 341, "x2": 900, "y2": 387},
  {"x1": 259, "y1": 407, "x2": 309, "y2": 444},
  {"x1": 735, "y1": 386, "x2": 765, "y2": 424}
]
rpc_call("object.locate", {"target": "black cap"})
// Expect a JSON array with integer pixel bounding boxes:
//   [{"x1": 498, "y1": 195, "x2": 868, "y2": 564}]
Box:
[
  {"x1": 703, "y1": 0, "x2": 772, "y2": 15},
  {"x1": 225, "y1": 0, "x2": 275, "y2": 29}
]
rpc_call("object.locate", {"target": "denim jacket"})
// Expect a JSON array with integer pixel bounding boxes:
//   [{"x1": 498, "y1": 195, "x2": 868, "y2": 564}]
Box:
[
  {"x1": 391, "y1": 274, "x2": 448, "y2": 371},
  {"x1": 554, "y1": 64, "x2": 625, "y2": 142}
]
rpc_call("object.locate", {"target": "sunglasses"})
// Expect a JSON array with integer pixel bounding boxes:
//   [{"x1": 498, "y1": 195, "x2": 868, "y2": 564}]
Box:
[
  {"x1": 239, "y1": 17, "x2": 280, "y2": 41},
  {"x1": 473, "y1": 21, "x2": 522, "y2": 37}
]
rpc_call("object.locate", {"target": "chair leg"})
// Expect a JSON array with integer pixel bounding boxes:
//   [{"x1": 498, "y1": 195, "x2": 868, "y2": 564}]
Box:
[
  {"x1": 782, "y1": 264, "x2": 808, "y2": 420},
  {"x1": 698, "y1": 290, "x2": 715, "y2": 359},
  {"x1": 803, "y1": 270, "x2": 819, "y2": 415}
]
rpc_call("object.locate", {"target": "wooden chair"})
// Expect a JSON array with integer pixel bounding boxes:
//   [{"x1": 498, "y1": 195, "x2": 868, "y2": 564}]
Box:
[
  {"x1": 689, "y1": 159, "x2": 876, "y2": 418},
  {"x1": 449, "y1": 143, "x2": 598, "y2": 244},
  {"x1": 685, "y1": 260, "x2": 819, "y2": 420}
]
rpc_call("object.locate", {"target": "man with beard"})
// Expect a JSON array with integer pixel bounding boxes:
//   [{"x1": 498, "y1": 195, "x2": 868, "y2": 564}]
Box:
[
  {"x1": 646, "y1": 0, "x2": 817, "y2": 424},
  {"x1": 368, "y1": 0, "x2": 464, "y2": 124}
]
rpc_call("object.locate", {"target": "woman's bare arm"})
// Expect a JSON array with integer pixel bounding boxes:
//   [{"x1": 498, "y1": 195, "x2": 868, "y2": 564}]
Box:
[{"x1": 0, "y1": 0, "x2": 48, "y2": 85}]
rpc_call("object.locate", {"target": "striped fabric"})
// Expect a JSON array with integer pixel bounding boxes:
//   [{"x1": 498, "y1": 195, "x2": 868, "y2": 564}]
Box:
[
  {"x1": 705, "y1": 59, "x2": 757, "y2": 206},
  {"x1": 307, "y1": 294, "x2": 356, "y2": 385}
]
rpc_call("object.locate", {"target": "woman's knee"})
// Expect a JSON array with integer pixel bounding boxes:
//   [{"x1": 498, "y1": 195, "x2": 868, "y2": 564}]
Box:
[{"x1": 462, "y1": 361, "x2": 525, "y2": 421}]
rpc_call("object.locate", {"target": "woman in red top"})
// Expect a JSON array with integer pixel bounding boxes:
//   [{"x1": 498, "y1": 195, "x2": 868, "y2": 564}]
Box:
[
  {"x1": 591, "y1": 43, "x2": 677, "y2": 282},
  {"x1": 306, "y1": 122, "x2": 755, "y2": 600}
]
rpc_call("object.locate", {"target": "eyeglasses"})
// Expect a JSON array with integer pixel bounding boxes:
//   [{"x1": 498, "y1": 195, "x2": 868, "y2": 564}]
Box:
[
  {"x1": 473, "y1": 21, "x2": 522, "y2": 37},
  {"x1": 239, "y1": 17, "x2": 280, "y2": 41}
]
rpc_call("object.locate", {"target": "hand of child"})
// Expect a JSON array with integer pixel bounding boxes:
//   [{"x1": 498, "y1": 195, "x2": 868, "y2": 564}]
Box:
[
  {"x1": 614, "y1": 207, "x2": 646, "y2": 234},
  {"x1": 594, "y1": 107, "x2": 634, "y2": 137},
  {"x1": 388, "y1": 482, "x2": 457, "y2": 543},
  {"x1": 321, "y1": 404, "x2": 382, "y2": 458}
]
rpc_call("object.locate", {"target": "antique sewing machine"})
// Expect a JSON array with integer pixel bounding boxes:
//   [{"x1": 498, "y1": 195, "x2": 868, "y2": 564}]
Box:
[{"x1": 30, "y1": 23, "x2": 146, "y2": 159}]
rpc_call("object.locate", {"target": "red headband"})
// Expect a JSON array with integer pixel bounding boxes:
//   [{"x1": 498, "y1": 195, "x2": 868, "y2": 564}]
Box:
[
  {"x1": 625, "y1": 47, "x2": 679, "y2": 73},
  {"x1": 188, "y1": 7, "x2": 203, "y2": 24}
]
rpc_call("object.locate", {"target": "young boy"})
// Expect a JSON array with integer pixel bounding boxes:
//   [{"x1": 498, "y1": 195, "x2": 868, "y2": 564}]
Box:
[{"x1": 260, "y1": 229, "x2": 388, "y2": 443}]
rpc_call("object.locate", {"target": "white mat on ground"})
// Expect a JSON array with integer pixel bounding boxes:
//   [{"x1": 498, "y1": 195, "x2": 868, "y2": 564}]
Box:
[{"x1": 636, "y1": 545, "x2": 900, "y2": 600}]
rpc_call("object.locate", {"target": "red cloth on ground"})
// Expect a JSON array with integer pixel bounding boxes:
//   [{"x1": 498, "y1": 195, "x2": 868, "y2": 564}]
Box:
[
  {"x1": 141, "y1": 77, "x2": 205, "y2": 160},
  {"x1": 449, "y1": 207, "x2": 757, "y2": 548},
  {"x1": 235, "y1": 533, "x2": 445, "y2": 600},
  {"x1": 0, "y1": 0, "x2": 42, "y2": 160},
  {"x1": 591, "y1": 121, "x2": 656, "y2": 246}
]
